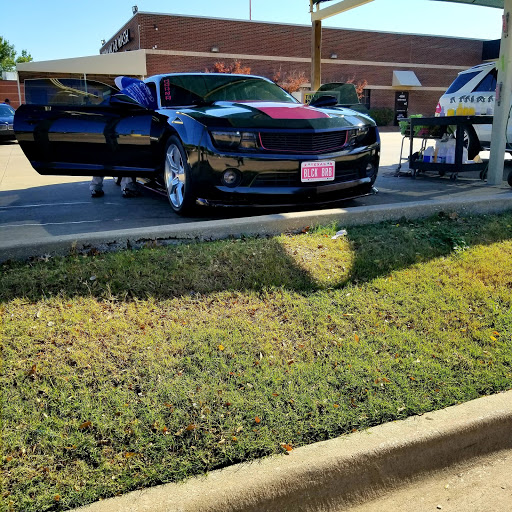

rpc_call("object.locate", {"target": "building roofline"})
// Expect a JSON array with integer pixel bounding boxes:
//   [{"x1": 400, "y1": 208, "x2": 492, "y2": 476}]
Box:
[{"x1": 128, "y1": 10, "x2": 489, "y2": 43}]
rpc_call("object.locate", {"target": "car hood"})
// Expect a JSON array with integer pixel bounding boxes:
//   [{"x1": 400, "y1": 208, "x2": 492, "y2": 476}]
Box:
[{"x1": 169, "y1": 101, "x2": 374, "y2": 130}]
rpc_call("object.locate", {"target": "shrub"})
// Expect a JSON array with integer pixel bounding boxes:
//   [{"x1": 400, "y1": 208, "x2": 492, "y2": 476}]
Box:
[{"x1": 368, "y1": 107, "x2": 394, "y2": 126}]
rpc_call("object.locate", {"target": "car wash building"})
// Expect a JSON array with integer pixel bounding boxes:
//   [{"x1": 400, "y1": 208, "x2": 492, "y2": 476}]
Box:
[{"x1": 16, "y1": 11, "x2": 493, "y2": 122}]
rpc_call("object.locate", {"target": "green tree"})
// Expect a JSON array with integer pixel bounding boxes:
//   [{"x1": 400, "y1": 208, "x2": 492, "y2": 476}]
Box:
[{"x1": 0, "y1": 36, "x2": 32, "y2": 74}]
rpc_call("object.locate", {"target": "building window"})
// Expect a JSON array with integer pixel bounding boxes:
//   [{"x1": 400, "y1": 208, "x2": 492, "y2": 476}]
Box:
[{"x1": 361, "y1": 89, "x2": 371, "y2": 110}]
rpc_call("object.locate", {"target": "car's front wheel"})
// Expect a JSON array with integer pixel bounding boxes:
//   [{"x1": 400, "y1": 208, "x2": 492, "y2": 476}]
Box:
[
  {"x1": 164, "y1": 136, "x2": 195, "y2": 215},
  {"x1": 462, "y1": 126, "x2": 480, "y2": 160}
]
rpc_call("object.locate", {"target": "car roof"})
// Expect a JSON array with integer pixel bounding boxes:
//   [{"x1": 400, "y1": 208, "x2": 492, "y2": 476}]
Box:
[
  {"x1": 146, "y1": 73, "x2": 273, "y2": 82},
  {"x1": 458, "y1": 62, "x2": 496, "y2": 75}
]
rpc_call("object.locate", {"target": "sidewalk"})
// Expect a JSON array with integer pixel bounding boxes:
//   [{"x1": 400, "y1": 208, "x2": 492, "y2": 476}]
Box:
[{"x1": 1, "y1": 132, "x2": 511, "y2": 263}]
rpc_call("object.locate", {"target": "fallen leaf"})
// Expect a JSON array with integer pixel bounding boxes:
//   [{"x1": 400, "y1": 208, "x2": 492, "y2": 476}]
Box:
[
  {"x1": 79, "y1": 421, "x2": 92, "y2": 430},
  {"x1": 354, "y1": 334, "x2": 360, "y2": 342},
  {"x1": 186, "y1": 424, "x2": 196, "y2": 431},
  {"x1": 218, "y1": 345, "x2": 225, "y2": 351},
  {"x1": 281, "y1": 443, "x2": 293, "y2": 452},
  {"x1": 254, "y1": 416, "x2": 261, "y2": 424},
  {"x1": 124, "y1": 452, "x2": 136, "y2": 458},
  {"x1": 26, "y1": 364, "x2": 37, "y2": 376}
]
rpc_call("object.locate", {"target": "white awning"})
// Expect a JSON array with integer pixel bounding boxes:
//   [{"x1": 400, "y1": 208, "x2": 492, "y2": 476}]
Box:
[
  {"x1": 392, "y1": 70, "x2": 422, "y2": 88},
  {"x1": 16, "y1": 50, "x2": 147, "y2": 76}
]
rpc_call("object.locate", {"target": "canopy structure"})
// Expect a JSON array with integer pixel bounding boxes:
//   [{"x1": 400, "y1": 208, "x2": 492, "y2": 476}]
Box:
[
  {"x1": 16, "y1": 50, "x2": 147, "y2": 76},
  {"x1": 392, "y1": 71, "x2": 422, "y2": 88},
  {"x1": 432, "y1": 0, "x2": 502, "y2": 7},
  {"x1": 309, "y1": 0, "x2": 374, "y2": 90},
  {"x1": 433, "y1": 0, "x2": 507, "y2": 185}
]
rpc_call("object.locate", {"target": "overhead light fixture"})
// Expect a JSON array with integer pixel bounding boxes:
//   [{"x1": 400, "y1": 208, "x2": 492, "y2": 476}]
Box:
[
  {"x1": 132, "y1": 5, "x2": 138, "y2": 14},
  {"x1": 154, "y1": 24, "x2": 158, "y2": 30},
  {"x1": 210, "y1": 46, "x2": 220, "y2": 53},
  {"x1": 152, "y1": 45, "x2": 158, "y2": 49},
  {"x1": 330, "y1": 52, "x2": 338, "y2": 59},
  {"x1": 101, "y1": 39, "x2": 106, "y2": 45}
]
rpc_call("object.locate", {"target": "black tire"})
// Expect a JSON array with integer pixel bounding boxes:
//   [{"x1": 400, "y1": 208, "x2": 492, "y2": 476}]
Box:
[
  {"x1": 508, "y1": 170, "x2": 512, "y2": 188},
  {"x1": 462, "y1": 127, "x2": 480, "y2": 160},
  {"x1": 163, "y1": 136, "x2": 196, "y2": 215}
]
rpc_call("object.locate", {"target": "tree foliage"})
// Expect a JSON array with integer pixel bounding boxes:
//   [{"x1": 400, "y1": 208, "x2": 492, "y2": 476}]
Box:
[
  {"x1": 0, "y1": 36, "x2": 33, "y2": 73},
  {"x1": 273, "y1": 69, "x2": 308, "y2": 93},
  {"x1": 205, "y1": 60, "x2": 252, "y2": 74}
]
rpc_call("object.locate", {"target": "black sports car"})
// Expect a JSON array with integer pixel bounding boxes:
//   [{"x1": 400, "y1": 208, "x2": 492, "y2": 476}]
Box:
[{"x1": 14, "y1": 73, "x2": 380, "y2": 214}]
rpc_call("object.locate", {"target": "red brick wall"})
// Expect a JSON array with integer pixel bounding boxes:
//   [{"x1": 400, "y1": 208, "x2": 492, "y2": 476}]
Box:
[
  {"x1": 0, "y1": 80, "x2": 24, "y2": 109},
  {"x1": 101, "y1": 13, "x2": 485, "y2": 118}
]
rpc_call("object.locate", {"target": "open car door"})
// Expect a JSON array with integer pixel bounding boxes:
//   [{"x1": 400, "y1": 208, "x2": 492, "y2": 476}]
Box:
[{"x1": 14, "y1": 77, "x2": 168, "y2": 177}]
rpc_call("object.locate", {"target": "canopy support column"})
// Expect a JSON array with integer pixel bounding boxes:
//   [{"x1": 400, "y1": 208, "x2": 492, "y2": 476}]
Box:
[
  {"x1": 488, "y1": 0, "x2": 512, "y2": 184},
  {"x1": 311, "y1": 20, "x2": 322, "y2": 91}
]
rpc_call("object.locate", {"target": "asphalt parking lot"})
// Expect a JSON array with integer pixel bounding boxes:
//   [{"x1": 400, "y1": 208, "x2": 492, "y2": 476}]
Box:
[{"x1": 1, "y1": 131, "x2": 511, "y2": 261}]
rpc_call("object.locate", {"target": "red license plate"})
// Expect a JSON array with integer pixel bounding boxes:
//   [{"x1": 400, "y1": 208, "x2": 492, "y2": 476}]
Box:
[{"x1": 301, "y1": 161, "x2": 335, "y2": 182}]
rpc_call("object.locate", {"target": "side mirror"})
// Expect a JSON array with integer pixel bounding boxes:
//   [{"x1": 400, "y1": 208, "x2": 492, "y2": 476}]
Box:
[{"x1": 309, "y1": 95, "x2": 338, "y2": 108}]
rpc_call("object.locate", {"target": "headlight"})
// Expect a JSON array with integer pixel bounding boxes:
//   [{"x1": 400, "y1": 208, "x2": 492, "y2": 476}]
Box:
[
  {"x1": 348, "y1": 126, "x2": 372, "y2": 147},
  {"x1": 210, "y1": 131, "x2": 258, "y2": 150},
  {"x1": 355, "y1": 126, "x2": 369, "y2": 141}
]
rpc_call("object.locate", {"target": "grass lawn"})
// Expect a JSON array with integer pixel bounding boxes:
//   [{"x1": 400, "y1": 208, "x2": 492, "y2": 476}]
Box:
[{"x1": 1, "y1": 211, "x2": 512, "y2": 511}]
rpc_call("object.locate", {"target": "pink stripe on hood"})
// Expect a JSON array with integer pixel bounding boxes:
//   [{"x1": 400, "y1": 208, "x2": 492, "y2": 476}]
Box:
[{"x1": 239, "y1": 101, "x2": 330, "y2": 119}]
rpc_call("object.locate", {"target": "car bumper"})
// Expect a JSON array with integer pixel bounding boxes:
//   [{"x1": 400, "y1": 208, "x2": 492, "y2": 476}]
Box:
[
  {"x1": 193, "y1": 144, "x2": 380, "y2": 207},
  {"x1": 0, "y1": 124, "x2": 15, "y2": 139}
]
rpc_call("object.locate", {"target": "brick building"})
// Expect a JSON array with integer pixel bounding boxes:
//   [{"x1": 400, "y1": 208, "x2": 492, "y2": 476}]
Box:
[{"x1": 99, "y1": 11, "x2": 487, "y2": 119}]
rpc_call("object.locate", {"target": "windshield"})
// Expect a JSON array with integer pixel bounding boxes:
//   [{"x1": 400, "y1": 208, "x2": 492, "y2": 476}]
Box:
[
  {"x1": 445, "y1": 71, "x2": 481, "y2": 94},
  {"x1": 0, "y1": 104, "x2": 14, "y2": 116},
  {"x1": 159, "y1": 74, "x2": 298, "y2": 107}
]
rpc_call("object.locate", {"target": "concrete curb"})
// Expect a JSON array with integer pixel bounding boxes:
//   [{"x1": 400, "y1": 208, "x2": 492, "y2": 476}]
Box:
[
  {"x1": 74, "y1": 391, "x2": 512, "y2": 512},
  {"x1": 1, "y1": 192, "x2": 511, "y2": 262}
]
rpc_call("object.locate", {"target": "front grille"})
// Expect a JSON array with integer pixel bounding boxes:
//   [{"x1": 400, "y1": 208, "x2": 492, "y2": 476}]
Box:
[
  {"x1": 252, "y1": 166, "x2": 360, "y2": 187},
  {"x1": 259, "y1": 130, "x2": 350, "y2": 154}
]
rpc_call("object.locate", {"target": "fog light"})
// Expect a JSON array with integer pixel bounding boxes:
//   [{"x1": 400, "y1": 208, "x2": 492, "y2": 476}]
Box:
[{"x1": 222, "y1": 168, "x2": 241, "y2": 187}]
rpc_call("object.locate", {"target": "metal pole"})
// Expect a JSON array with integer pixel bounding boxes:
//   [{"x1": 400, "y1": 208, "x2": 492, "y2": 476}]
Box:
[
  {"x1": 249, "y1": 0, "x2": 252, "y2": 20},
  {"x1": 488, "y1": 0, "x2": 512, "y2": 185}
]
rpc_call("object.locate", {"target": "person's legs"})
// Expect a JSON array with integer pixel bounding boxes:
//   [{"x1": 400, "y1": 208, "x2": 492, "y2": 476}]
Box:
[
  {"x1": 121, "y1": 177, "x2": 139, "y2": 197},
  {"x1": 90, "y1": 176, "x2": 104, "y2": 197}
]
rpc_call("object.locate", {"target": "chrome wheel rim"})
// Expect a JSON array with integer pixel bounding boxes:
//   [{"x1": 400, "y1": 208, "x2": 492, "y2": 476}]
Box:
[{"x1": 164, "y1": 144, "x2": 185, "y2": 209}]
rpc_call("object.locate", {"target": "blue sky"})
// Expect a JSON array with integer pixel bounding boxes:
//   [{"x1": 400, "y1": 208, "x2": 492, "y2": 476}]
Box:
[{"x1": 2, "y1": 0, "x2": 504, "y2": 62}]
